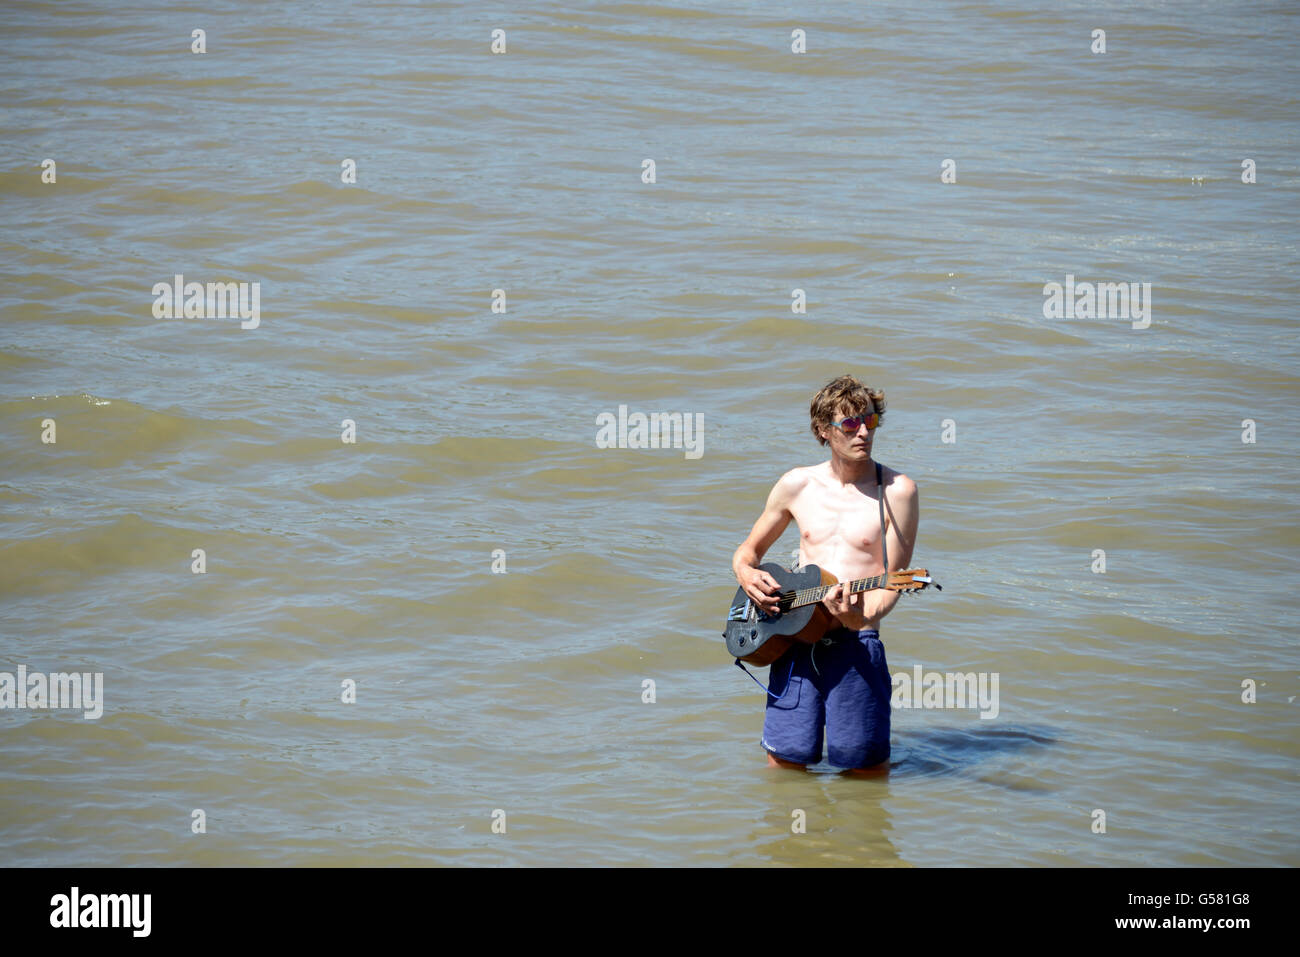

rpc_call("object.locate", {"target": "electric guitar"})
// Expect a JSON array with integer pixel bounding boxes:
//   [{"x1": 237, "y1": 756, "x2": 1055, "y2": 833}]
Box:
[{"x1": 723, "y1": 562, "x2": 941, "y2": 665}]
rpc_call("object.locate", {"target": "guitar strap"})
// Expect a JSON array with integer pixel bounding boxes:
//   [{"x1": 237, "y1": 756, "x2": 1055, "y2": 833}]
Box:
[
  {"x1": 735, "y1": 656, "x2": 798, "y2": 700},
  {"x1": 877, "y1": 461, "x2": 888, "y2": 576},
  {"x1": 735, "y1": 461, "x2": 890, "y2": 696}
]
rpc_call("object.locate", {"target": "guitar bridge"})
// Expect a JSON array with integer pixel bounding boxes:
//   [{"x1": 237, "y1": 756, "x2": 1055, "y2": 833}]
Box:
[{"x1": 729, "y1": 598, "x2": 778, "y2": 623}]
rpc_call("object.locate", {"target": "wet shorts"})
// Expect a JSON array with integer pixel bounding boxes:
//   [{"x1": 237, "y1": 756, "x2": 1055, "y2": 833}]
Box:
[{"x1": 761, "y1": 627, "x2": 891, "y2": 769}]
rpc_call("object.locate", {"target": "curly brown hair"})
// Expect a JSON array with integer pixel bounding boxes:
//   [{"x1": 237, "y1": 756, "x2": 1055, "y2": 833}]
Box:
[{"x1": 810, "y1": 375, "x2": 886, "y2": 446}]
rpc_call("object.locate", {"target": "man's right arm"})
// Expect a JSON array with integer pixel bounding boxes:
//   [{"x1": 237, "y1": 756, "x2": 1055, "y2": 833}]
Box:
[{"x1": 732, "y1": 470, "x2": 801, "y2": 615}]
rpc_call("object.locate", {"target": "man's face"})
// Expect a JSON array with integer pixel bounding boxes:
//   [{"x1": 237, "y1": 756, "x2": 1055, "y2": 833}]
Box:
[{"x1": 822, "y1": 403, "x2": 877, "y2": 460}]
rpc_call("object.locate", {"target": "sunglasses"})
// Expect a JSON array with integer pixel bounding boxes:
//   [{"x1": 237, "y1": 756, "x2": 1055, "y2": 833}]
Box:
[{"x1": 830, "y1": 412, "x2": 879, "y2": 433}]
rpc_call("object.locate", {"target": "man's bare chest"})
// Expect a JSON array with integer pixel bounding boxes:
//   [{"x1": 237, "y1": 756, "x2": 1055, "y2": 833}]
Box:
[{"x1": 791, "y1": 486, "x2": 886, "y2": 553}]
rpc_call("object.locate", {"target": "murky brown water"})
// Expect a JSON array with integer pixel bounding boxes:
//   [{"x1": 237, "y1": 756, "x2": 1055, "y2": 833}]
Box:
[{"x1": 2, "y1": 0, "x2": 1297, "y2": 866}]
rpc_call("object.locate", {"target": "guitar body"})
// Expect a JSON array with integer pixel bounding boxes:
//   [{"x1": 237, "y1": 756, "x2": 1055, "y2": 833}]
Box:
[{"x1": 724, "y1": 563, "x2": 840, "y2": 666}]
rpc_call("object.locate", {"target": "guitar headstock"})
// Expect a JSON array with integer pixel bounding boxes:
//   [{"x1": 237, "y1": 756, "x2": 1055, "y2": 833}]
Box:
[{"x1": 887, "y1": 568, "x2": 942, "y2": 593}]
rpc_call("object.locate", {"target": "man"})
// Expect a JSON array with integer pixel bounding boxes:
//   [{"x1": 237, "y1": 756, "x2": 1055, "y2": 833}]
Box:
[{"x1": 731, "y1": 374, "x2": 919, "y2": 774}]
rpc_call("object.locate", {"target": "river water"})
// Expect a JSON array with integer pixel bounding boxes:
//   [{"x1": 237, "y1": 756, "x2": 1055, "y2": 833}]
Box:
[{"x1": 1, "y1": 0, "x2": 1297, "y2": 866}]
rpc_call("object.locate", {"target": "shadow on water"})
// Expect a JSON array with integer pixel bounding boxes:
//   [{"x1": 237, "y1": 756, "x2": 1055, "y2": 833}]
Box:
[{"x1": 890, "y1": 725, "x2": 1060, "y2": 788}]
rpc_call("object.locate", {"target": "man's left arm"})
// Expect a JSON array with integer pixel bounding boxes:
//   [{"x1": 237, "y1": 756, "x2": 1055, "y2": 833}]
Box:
[{"x1": 863, "y1": 475, "x2": 919, "y2": 623}]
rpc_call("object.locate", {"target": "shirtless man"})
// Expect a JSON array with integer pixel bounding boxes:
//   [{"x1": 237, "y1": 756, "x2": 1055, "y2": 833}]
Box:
[{"x1": 731, "y1": 375, "x2": 919, "y2": 774}]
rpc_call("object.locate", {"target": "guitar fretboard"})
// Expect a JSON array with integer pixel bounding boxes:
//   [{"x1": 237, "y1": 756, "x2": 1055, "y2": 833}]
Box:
[{"x1": 785, "y1": 573, "x2": 887, "y2": 610}]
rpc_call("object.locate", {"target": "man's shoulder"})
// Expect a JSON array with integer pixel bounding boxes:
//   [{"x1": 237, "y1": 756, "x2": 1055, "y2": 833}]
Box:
[
  {"x1": 772, "y1": 463, "x2": 822, "y2": 498},
  {"x1": 878, "y1": 463, "x2": 918, "y2": 500}
]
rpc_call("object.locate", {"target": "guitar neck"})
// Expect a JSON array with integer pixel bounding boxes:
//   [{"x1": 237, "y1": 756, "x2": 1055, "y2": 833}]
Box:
[{"x1": 787, "y1": 573, "x2": 888, "y2": 610}]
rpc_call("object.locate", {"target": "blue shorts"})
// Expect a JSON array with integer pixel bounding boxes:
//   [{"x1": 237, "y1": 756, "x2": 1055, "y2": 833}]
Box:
[{"x1": 761, "y1": 628, "x2": 891, "y2": 769}]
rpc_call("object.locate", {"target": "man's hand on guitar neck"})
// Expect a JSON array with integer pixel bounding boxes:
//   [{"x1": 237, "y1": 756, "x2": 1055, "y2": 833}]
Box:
[{"x1": 822, "y1": 582, "x2": 901, "y2": 631}]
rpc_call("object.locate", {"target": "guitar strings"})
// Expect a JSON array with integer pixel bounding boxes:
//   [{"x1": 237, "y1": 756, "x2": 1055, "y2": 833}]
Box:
[{"x1": 781, "y1": 573, "x2": 889, "y2": 609}]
